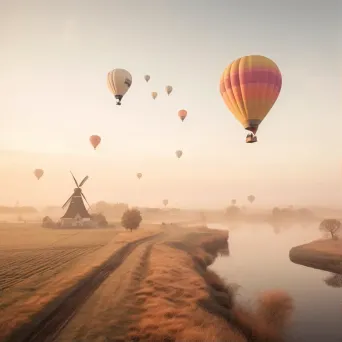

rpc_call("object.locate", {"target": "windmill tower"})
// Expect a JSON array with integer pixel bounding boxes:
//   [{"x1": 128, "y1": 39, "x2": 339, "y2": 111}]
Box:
[{"x1": 60, "y1": 172, "x2": 92, "y2": 228}]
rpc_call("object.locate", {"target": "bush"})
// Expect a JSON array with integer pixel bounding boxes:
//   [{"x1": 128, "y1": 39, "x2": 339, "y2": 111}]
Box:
[
  {"x1": 42, "y1": 216, "x2": 55, "y2": 228},
  {"x1": 121, "y1": 208, "x2": 142, "y2": 231},
  {"x1": 91, "y1": 213, "x2": 108, "y2": 227}
]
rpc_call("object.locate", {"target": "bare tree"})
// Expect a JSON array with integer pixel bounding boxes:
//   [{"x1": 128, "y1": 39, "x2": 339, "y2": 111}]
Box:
[{"x1": 319, "y1": 219, "x2": 341, "y2": 240}]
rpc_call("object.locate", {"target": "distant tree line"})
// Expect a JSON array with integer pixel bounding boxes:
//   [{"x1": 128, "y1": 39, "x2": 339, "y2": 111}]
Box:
[
  {"x1": 272, "y1": 207, "x2": 315, "y2": 221},
  {"x1": 0, "y1": 206, "x2": 37, "y2": 214}
]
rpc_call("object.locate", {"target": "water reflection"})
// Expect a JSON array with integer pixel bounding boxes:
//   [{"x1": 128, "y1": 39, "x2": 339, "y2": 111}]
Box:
[
  {"x1": 209, "y1": 223, "x2": 342, "y2": 342},
  {"x1": 324, "y1": 273, "x2": 342, "y2": 288}
]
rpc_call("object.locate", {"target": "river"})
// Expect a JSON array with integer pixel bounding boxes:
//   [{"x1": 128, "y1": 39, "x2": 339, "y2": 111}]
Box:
[{"x1": 209, "y1": 223, "x2": 342, "y2": 342}]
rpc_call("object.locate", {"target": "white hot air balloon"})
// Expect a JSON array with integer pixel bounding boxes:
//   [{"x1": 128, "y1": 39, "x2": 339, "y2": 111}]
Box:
[
  {"x1": 107, "y1": 68, "x2": 132, "y2": 105},
  {"x1": 176, "y1": 150, "x2": 183, "y2": 159},
  {"x1": 165, "y1": 85, "x2": 173, "y2": 95}
]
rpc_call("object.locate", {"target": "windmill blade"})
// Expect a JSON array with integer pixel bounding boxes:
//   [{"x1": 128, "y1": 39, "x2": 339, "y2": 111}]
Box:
[
  {"x1": 70, "y1": 171, "x2": 79, "y2": 187},
  {"x1": 79, "y1": 176, "x2": 89, "y2": 187},
  {"x1": 62, "y1": 194, "x2": 73, "y2": 209},
  {"x1": 81, "y1": 192, "x2": 91, "y2": 208}
]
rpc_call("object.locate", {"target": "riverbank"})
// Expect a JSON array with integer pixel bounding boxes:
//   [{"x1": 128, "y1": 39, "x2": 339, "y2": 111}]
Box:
[
  {"x1": 3, "y1": 224, "x2": 293, "y2": 342},
  {"x1": 124, "y1": 226, "x2": 293, "y2": 342},
  {"x1": 289, "y1": 239, "x2": 342, "y2": 274}
]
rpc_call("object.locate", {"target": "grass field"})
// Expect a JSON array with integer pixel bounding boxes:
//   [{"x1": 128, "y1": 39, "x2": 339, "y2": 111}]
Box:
[
  {"x1": 1, "y1": 222, "x2": 293, "y2": 341},
  {"x1": 0, "y1": 222, "x2": 161, "y2": 339}
]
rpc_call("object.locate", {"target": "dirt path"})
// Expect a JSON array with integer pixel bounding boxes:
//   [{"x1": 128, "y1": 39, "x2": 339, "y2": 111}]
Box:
[
  {"x1": 56, "y1": 239, "x2": 155, "y2": 341},
  {"x1": 6, "y1": 232, "x2": 165, "y2": 342}
]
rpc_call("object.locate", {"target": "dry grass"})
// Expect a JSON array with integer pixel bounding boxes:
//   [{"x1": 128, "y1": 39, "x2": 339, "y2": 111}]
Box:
[
  {"x1": 297, "y1": 238, "x2": 342, "y2": 255},
  {"x1": 0, "y1": 222, "x2": 161, "y2": 340},
  {"x1": 127, "y1": 228, "x2": 293, "y2": 342}
]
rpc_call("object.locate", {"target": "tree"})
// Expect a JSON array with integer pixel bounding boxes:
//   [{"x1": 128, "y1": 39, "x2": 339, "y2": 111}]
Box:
[
  {"x1": 121, "y1": 208, "x2": 142, "y2": 232},
  {"x1": 319, "y1": 219, "x2": 341, "y2": 239},
  {"x1": 42, "y1": 216, "x2": 55, "y2": 228},
  {"x1": 91, "y1": 213, "x2": 108, "y2": 227},
  {"x1": 226, "y1": 205, "x2": 241, "y2": 219}
]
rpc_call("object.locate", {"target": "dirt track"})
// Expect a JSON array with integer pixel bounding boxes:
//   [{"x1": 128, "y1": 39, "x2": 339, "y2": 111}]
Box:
[{"x1": 6, "y1": 232, "x2": 165, "y2": 342}]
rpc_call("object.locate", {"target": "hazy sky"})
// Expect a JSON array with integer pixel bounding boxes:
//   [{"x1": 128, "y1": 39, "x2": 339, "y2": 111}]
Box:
[{"x1": 0, "y1": 0, "x2": 341, "y2": 209}]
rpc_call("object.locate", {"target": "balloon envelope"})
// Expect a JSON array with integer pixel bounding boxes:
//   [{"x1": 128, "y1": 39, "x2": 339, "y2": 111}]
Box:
[
  {"x1": 220, "y1": 55, "x2": 282, "y2": 135},
  {"x1": 176, "y1": 150, "x2": 183, "y2": 158},
  {"x1": 137, "y1": 173, "x2": 142, "y2": 179},
  {"x1": 178, "y1": 109, "x2": 187, "y2": 122},
  {"x1": 89, "y1": 135, "x2": 101, "y2": 150},
  {"x1": 107, "y1": 68, "x2": 132, "y2": 105},
  {"x1": 165, "y1": 85, "x2": 173, "y2": 95},
  {"x1": 144, "y1": 75, "x2": 150, "y2": 82},
  {"x1": 247, "y1": 195, "x2": 255, "y2": 204},
  {"x1": 34, "y1": 169, "x2": 44, "y2": 180},
  {"x1": 152, "y1": 92, "x2": 158, "y2": 100}
]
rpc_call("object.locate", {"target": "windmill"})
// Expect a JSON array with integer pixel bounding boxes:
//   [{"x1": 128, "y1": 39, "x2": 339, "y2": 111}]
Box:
[{"x1": 60, "y1": 172, "x2": 92, "y2": 227}]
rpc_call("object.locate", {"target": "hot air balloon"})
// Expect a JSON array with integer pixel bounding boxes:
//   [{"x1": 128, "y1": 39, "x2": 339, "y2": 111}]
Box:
[
  {"x1": 89, "y1": 135, "x2": 101, "y2": 150},
  {"x1": 165, "y1": 85, "x2": 173, "y2": 95},
  {"x1": 137, "y1": 173, "x2": 142, "y2": 179},
  {"x1": 107, "y1": 68, "x2": 132, "y2": 105},
  {"x1": 163, "y1": 199, "x2": 168, "y2": 207},
  {"x1": 220, "y1": 55, "x2": 282, "y2": 143},
  {"x1": 178, "y1": 109, "x2": 187, "y2": 122},
  {"x1": 231, "y1": 199, "x2": 236, "y2": 206},
  {"x1": 144, "y1": 75, "x2": 150, "y2": 82},
  {"x1": 34, "y1": 169, "x2": 44, "y2": 180},
  {"x1": 152, "y1": 92, "x2": 158, "y2": 100},
  {"x1": 247, "y1": 195, "x2": 255, "y2": 204},
  {"x1": 175, "y1": 150, "x2": 183, "y2": 159}
]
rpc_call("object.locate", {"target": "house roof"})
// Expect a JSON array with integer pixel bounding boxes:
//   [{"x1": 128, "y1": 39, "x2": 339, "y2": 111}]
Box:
[{"x1": 61, "y1": 195, "x2": 91, "y2": 219}]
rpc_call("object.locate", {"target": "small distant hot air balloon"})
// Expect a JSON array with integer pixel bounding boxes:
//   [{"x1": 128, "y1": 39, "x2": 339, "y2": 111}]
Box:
[
  {"x1": 152, "y1": 92, "x2": 158, "y2": 100},
  {"x1": 144, "y1": 75, "x2": 150, "y2": 82},
  {"x1": 34, "y1": 169, "x2": 44, "y2": 180},
  {"x1": 107, "y1": 68, "x2": 132, "y2": 105},
  {"x1": 175, "y1": 150, "x2": 183, "y2": 159},
  {"x1": 231, "y1": 199, "x2": 236, "y2": 206},
  {"x1": 163, "y1": 199, "x2": 168, "y2": 207},
  {"x1": 137, "y1": 173, "x2": 142, "y2": 179},
  {"x1": 220, "y1": 55, "x2": 282, "y2": 143},
  {"x1": 178, "y1": 109, "x2": 187, "y2": 122},
  {"x1": 165, "y1": 85, "x2": 173, "y2": 95},
  {"x1": 247, "y1": 195, "x2": 256, "y2": 204},
  {"x1": 89, "y1": 135, "x2": 101, "y2": 150}
]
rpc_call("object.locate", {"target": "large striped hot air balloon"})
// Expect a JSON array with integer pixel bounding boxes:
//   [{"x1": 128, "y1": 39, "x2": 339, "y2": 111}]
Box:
[{"x1": 220, "y1": 55, "x2": 282, "y2": 143}]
